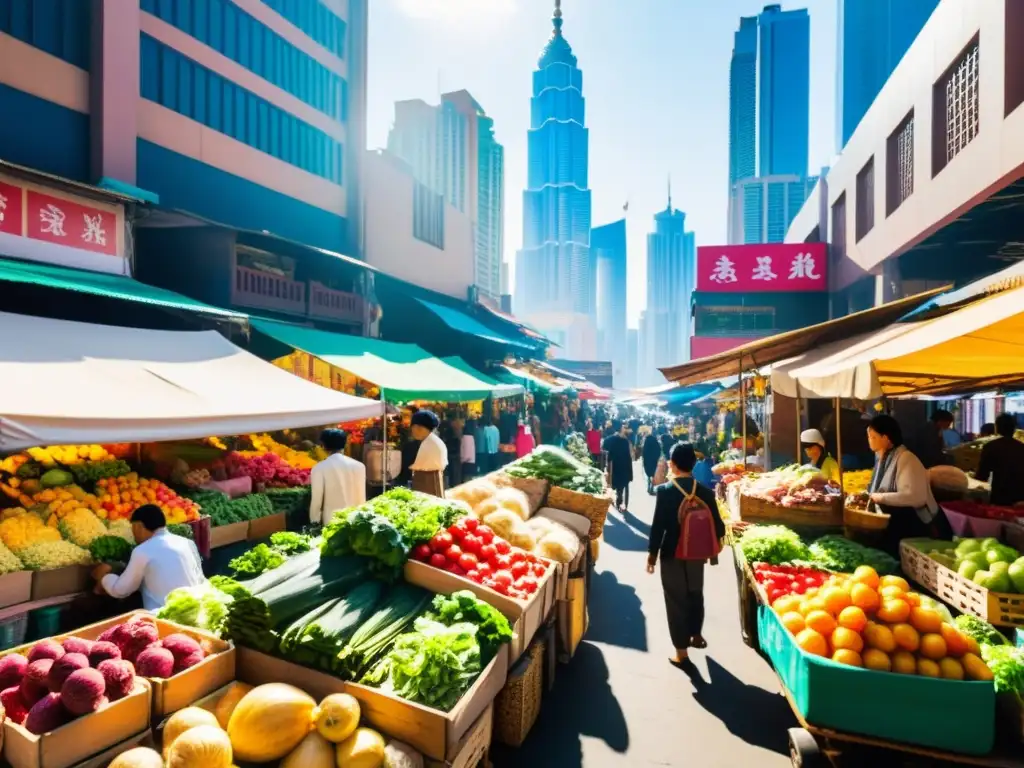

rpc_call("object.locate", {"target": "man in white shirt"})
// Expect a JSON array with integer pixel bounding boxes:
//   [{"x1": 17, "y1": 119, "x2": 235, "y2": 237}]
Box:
[
  {"x1": 409, "y1": 409, "x2": 448, "y2": 497},
  {"x1": 310, "y1": 428, "x2": 366, "y2": 526},
  {"x1": 91, "y1": 505, "x2": 206, "y2": 611},
  {"x1": 460, "y1": 420, "x2": 477, "y2": 480}
]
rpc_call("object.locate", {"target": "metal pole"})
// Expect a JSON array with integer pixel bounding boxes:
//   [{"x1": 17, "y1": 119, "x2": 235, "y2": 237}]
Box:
[
  {"x1": 795, "y1": 382, "x2": 802, "y2": 464},
  {"x1": 381, "y1": 397, "x2": 388, "y2": 493},
  {"x1": 834, "y1": 396, "x2": 844, "y2": 491},
  {"x1": 739, "y1": 355, "x2": 747, "y2": 471}
]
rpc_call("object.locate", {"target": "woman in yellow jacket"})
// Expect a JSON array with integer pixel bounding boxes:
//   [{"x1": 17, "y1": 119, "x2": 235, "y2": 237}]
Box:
[{"x1": 801, "y1": 429, "x2": 841, "y2": 485}]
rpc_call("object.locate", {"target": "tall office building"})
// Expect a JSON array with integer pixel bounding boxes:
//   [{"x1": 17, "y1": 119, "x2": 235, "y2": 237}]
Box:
[
  {"x1": 515, "y1": 0, "x2": 594, "y2": 358},
  {"x1": 836, "y1": 0, "x2": 939, "y2": 149},
  {"x1": 443, "y1": 91, "x2": 505, "y2": 302},
  {"x1": 758, "y1": 4, "x2": 810, "y2": 178},
  {"x1": 388, "y1": 99, "x2": 469, "y2": 214},
  {"x1": 592, "y1": 218, "x2": 627, "y2": 373},
  {"x1": 729, "y1": 16, "x2": 758, "y2": 186},
  {"x1": 729, "y1": 174, "x2": 818, "y2": 244}
]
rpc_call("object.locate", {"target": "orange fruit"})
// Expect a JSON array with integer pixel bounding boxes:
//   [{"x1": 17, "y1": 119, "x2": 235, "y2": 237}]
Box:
[
  {"x1": 903, "y1": 592, "x2": 922, "y2": 607},
  {"x1": 879, "y1": 585, "x2": 908, "y2": 602},
  {"x1": 851, "y1": 565, "x2": 880, "y2": 589},
  {"x1": 821, "y1": 587, "x2": 852, "y2": 615},
  {"x1": 939, "y1": 658, "x2": 965, "y2": 680},
  {"x1": 805, "y1": 610, "x2": 838, "y2": 636},
  {"x1": 963, "y1": 634, "x2": 981, "y2": 655},
  {"x1": 862, "y1": 648, "x2": 891, "y2": 671},
  {"x1": 796, "y1": 628, "x2": 829, "y2": 657},
  {"x1": 877, "y1": 599, "x2": 911, "y2": 623},
  {"x1": 909, "y1": 607, "x2": 943, "y2": 634},
  {"x1": 939, "y1": 624, "x2": 969, "y2": 657},
  {"x1": 891, "y1": 623, "x2": 920, "y2": 652},
  {"x1": 837, "y1": 606, "x2": 868, "y2": 633},
  {"x1": 773, "y1": 595, "x2": 801, "y2": 615},
  {"x1": 864, "y1": 623, "x2": 896, "y2": 653},
  {"x1": 832, "y1": 649, "x2": 862, "y2": 667},
  {"x1": 831, "y1": 627, "x2": 864, "y2": 653},
  {"x1": 962, "y1": 653, "x2": 994, "y2": 681},
  {"x1": 880, "y1": 575, "x2": 911, "y2": 592},
  {"x1": 804, "y1": 587, "x2": 820, "y2": 598},
  {"x1": 917, "y1": 658, "x2": 941, "y2": 678},
  {"x1": 891, "y1": 651, "x2": 917, "y2": 674},
  {"x1": 800, "y1": 597, "x2": 829, "y2": 617},
  {"x1": 850, "y1": 583, "x2": 880, "y2": 612},
  {"x1": 781, "y1": 612, "x2": 806, "y2": 634},
  {"x1": 919, "y1": 633, "x2": 947, "y2": 660}
]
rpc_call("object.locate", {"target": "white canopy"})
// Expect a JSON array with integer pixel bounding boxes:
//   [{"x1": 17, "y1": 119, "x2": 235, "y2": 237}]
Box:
[{"x1": 0, "y1": 312, "x2": 383, "y2": 449}]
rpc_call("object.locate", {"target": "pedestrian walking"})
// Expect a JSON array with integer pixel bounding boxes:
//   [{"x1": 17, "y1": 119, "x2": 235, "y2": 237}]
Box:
[
  {"x1": 642, "y1": 430, "x2": 663, "y2": 494},
  {"x1": 603, "y1": 420, "x2": 634, "y2": 511}
]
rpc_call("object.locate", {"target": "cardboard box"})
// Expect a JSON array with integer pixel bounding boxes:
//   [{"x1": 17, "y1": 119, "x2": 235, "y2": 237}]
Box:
[
  {"x1": 209, "y1": 521, "x2": 249, "y2": 549},
  {"x1": 534, "y1": 508, "x2": 589, "y2": 601},
  {"x1": 247, "y1": 512, "x2": 286, "y2": 540},
  {"x1": 235, "y1": 645, "x2": 508, "y2": 763},
  {"x1": 30, "y1": 567, "x2": 90, "y2": 601},
  {"x1": 2, "y1": 680, "x2": 151, "y2": 768},
  {"x1": 0, "y1": 571, "x2": 32, "y2": 609},
  {"x1": 425, "y1": 704, "x2": 493, "y2": 768},
  {"x1": 69, "y1": 731, "x2": 154, "y2": 768},
  {"x1": 404, "y1": 560, "x2": 556, "y2": 662},
  {"x1": 63, "y1": 612, "x2": 235, "y2": 718},
  {"x1": 556, "y1": 576, "x2": 586, "y2": 662}
]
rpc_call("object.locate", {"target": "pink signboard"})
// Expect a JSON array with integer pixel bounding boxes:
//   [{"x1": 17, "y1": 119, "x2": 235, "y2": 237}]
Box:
[
  {"x1": 690, "y1": 335, "x2": 766, "y2": 359},
  {"x1": 0, "y1": 181, "x2": 23, "y2": 235},
  {"x1": 696, "y1": 243, "x2": 828, "y2": 292},
  {"x1": 26, "y1": 190, "x2": 118, "y2": 256}
]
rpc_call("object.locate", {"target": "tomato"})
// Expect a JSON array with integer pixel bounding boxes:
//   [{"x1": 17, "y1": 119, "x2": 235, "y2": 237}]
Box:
[
  {"x1": 463, "y1": 516, "x2": 479, "y2": 531},
  {"x1": 411, "y1": 543, "x2": 432, "y2": 562},
  {"x1": 507, "y1": 589, "x2": 527, "y2": 600},
  {"x1": 520, "y1": 575, "x2": 539, "y2": 594},
  {"x1": 511, "y1": 561, "x2": 529, "y2": 579},
  {"x1": 447, "y1": 563, "x2": 465, "y2": 576},
  {"x1": 478, "y1": 543, "x2": 497, "y2": 562},
  {"x1": 531, "y1": 563, "x2": 547, "y2": 578},
  {"x1": 466, "y1": 569, "x2": 482, "y2": 583},
  {"x1": 767, "y1": 588, "x2": 784, "y2": 603},
  {"x1": 449, "y1": 520, "x2": 470, "y2": 540},
  {"x1": 430, "y1": 531, "x2": 453, "y2": 552},
  {"x1": 444, "y1": 545, "x2": 463, "y2": 563},
  {"x1": 475, "y1": 525, "x2": 495, "y2": 544},
  {"x1": 509, "y1": 550, "x2": 527, "y2": 565},
  {"x1": 429, "y1": 553, "x2": 448, "y2": 568},
  {"x1": 494, "y1": 554, "x2": 513, "y2": 571},
  {"x1": 489, "y1": 578, "x2": 509, "y2": 595},
  {"x1": 494, "y1": 538, "x2": 511, "y2": 555},
  {"x1": 476, "y1": 562, "x2": 493, "y2": 578},
  {"x1": 482, "y1": 577, "x2": 498, "y2": 591},
  {"x1": 458, "y1": 553, "x2": 479, "y2": 572},
  {"x1": 492, "y1": 571, "x2": 514, "y2": 589},
  {"x1": 461, "y1": 533, "x2": 481, "y2": 554}
]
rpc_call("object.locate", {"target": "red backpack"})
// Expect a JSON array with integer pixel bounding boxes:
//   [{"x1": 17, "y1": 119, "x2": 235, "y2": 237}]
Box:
[{"x1": 672, "y1": 478, "x2": 722, "y2": 561}]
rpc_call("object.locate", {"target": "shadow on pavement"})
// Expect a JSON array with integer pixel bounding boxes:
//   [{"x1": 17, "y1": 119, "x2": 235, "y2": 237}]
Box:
[
  {"x1": 491, "y1": 642, "x2": 629, "y2": 768},
  {"x1": 584, "y1": 569, "x2": 648, "y2": 651},
  {"x1": 602, "y1": 510, "x2": 650, "y2": 553},
  {"x1": 681, "y1": 656, "x2": 795, "y2": 756},
  {"x1": 621, "y1": 507, "x2": 652, "y2": 537}
]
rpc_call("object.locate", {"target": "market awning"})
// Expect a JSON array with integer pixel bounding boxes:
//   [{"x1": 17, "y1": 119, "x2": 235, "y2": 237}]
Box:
[
  {"x1": 438, "y1": 357, "x2": 523, "y2": 399},
  {"x1": 901, "y1": 260, "x2": 1024, "y2": 321},
  {"x1": 0, "y1": 312, "x2": 381, "y2": 450},
  {"x1": 250, "y1": 319, "x2": 507, "y2": 403},
  {"x1": 414, "y1": 298, "x2": 534, "y2": 350},
  {"x1": 659, "y1": 287, "x2": 947, "y2": 386},
  {"x1": 499, "y1": 365, "x2": 564, "y2": 393},
  {"x1": 0, "y1": 258, "x2": 246, "y2": 322}
]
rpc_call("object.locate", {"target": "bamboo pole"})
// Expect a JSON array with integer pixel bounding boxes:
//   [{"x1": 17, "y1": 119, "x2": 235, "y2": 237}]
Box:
[
  {"x1": 740, "y1": 355, "x2": 747, "y2": 471},
  {"x1": 834, "y1": 396, "x2": 844, "y2": 491},
  {"x1": 381, "y1": 397, "x2": 389, "y2": 493},
  {"x1": 795, "y1": 382, "x2": 802, "y2": 463}
]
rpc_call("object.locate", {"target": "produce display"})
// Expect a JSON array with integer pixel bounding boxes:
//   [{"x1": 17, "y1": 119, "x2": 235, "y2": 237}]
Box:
[
  {"x1": 735, "y1": 525, "x2": 810, "y2": 566},
  {"x1": 735, "y1": 524, "x2": 897, "y2": 574},
  {"x1": 751, "y1": 563, "x2": 830, "y2": 604},
  {"x1": 909, "y1": 537, "x2": 1024, "y2": 593},
  {"x1": 24, "y1": 445, "x2": 115, "y2": 467},
  {"x1": 807, "y1": 535, "x2": 899, "y2": 575},
  {"x1": 246, "y1": 433, "x2": 317, "y2": 470},
  {"x1": 183, "y1": 490, "x2": 275, "y2": 527},
  {"x1": 88, "y1": 535, "x2": 134, "y2": 566},
  {"x1": 941, "y1": 500, "x2": 1024, "y2": 522},
  {"x1": 224, "y1": 451, "x2": 310, "y2": 488},
  {"x1": 563, "y1": 432, "x2": 593, "y2": 466},
  {"x1": 842, "y1": 470, "x2": 872, "y2": 495},
  {"x1": 227, "y1": 532, "x2": 314, "y2": 576},
  {"x1": 739, "y1": 465, "x2": 841, "y2": 508},
  {"x1": 264, "y1": 486, "x2": 313, "y2": 517},
  {"x1": 505, "y1": 445, "x2": 605, "y2": 494},
  {"x1": 95, "y1": 474, "x2": 200, "y2": 523}
]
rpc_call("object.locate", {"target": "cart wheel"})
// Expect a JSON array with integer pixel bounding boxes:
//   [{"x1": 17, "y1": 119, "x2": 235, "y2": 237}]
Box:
[{"x1": 788, "y1": 728, "x2": 824, "y2": 768}]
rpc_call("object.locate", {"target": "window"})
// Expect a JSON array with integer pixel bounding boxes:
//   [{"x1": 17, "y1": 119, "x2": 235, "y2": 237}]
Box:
[
  {"x1": 933, "y1": 38, "x2": 979, "y2": 176},
  {"x1": 855, "y1": 158, "x2": 874, "y2": 241},
  {"x1": 695, "y1": 306, "x2": 775, "y2": 335},
  {"x1": 886, "y1": 112, "x2": 914, "y2": 216},
  {"x1": 1007, "y1": 2, "x2": 1024, "y2": 116},
  {"x1": 830, "y1": 193, "x2": 847, "y2": 263}
]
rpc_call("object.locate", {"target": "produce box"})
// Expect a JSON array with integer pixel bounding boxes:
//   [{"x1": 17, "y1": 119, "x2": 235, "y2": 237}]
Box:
[
  {"x1": 68, "y1": 731, "x2": 153, "y2": 768},
  {"x1": 425, "y1": 703, "x2": 493, "y2": 768},
  {"x1": 63, "y1": 611, "x2": 235, "y2": 717},
  {"x1": 556, "y1": 576, "x2": 586, "y2": 662},
  {"x1": 30, "y1": 567, "x2": 90, "y2": 602},
  {"x1": 0, "y1": 571, "x2": 33, "y2": 609},
  {"x1": 2, "y1": 680, "x2": 151, "y2": 768},
  {"x1": 758, "y1": 606, "x2": 995, "y2": 755},
  {"x1": 209, "y1": 521, "x2": 249, "y2": 549},
  {"x1": 405, "y1": 559, "x2": 557, "y2": 662},
  {"x1": 493, "y1": 637, "x2": 544, "y2": 747},
  {"x1": 235, "y1": 644, "x2": 509, "y2": 763},
  {"x1": 247, "y1": 511, "x2": 286, "y2": 540},
  {"x1": 535, "y1": 507, "x2": 589, "y2": 601},
  {"x1": 545, "y1": 486, "x2": 610, "y2": 540},
  {"x1": 739, "y1": 493, "x2": 843, "y2": 528}
]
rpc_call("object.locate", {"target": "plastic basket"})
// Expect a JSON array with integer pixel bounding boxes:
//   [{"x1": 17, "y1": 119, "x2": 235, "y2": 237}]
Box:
[
  {"x1": 28, "y1": 605, "x2": 63, "y2": 641},
  {"x1": 0, "y1": 613, "x2": 29, "y2": 650}
]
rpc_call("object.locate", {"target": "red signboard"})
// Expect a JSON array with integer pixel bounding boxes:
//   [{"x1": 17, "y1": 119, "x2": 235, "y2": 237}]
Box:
[
  {"x1": 26, "y1": 190, "x2": 117, "y2": 256},
  {"x1": 0, "y1": 181, "x2": 23, "y2": 235},
  {"x1": 690, "y1": 335, "x2": 766, "y2": 359},
  {"x1": 696, "y1": 243, "x2": 828, "y2": 292}
]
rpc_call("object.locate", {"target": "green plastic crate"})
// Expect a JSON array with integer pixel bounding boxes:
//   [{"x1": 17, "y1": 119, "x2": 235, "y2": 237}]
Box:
[{"x1": 758, "y1": 606, "x2": 995, "y2": 755}]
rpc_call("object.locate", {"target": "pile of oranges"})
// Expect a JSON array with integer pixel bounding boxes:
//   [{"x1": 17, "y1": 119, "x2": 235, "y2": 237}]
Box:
[{"x1": 773, "y1": 565, "x2": 993, "y2": 680}]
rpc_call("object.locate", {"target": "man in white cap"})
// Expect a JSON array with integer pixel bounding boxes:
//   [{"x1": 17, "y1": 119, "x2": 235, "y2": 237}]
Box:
[{"x1": 800, "y1": 428, "x2": 841, "y2": 485}]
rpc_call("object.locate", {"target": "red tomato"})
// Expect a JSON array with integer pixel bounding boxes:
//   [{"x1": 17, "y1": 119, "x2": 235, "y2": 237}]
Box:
[
  {"x1": 430, "y1": 531, "x2": 453, "y2": 552},
  {"x1": 476, "y1": 562, "x2": 493, "y2": 578},
  {"x1": 447, "y1": 563, "x2": 465, "y2": 576},
  {"x1": 463, "y1": 516, "x2": 479, "y2": 531},
  {"x1": 478, "y1": 543, "x2": 497, "y2": 562},
  {"x1": 476, "y1": 525, "x2": 495, "y2": 544},
  {"x1": 494, "y1": 554, "x2": 513, "y2": 572},
  {"x1": 531, "y1": 563, "x2": 547, "y2": 578},
  {"x1": 482, "y1": 577, "x2": 498, "y2": 591},
  {"x1": 520, "y1": 576, "x2": 539, "y2": 594},
  {"x1": 458, "y1": 553, "x2": 479, "y2": 572},
  {"x1": 445, "y1": 545, "x2": 463, "y2": 563},
  {"x1": 507, "y1": 589, "x2": 527, "y2": 600},
  {"x1": 494, "y1": 539, "x2": 512, "y2": 555},
  {"x1": 461, "y1": 534, "x2": 482, "y2": 554},
  {"x1": 492, "y1": 571, "x2": 514, "y2": 589},
  {"x1": 489, "y1": 579, "x2": 509, "y2": 595},
  {"x1": 509, "y1": 550, "x2": 527, "y2": 565},
  {"x1": 449, "y1": 520, "x2": 470, "y2": 540},
  {"x1": 429, "y1": 553, "x2": 448, "y2": 568},
  {"x1": 767, "y1": 588, "x2": 784, "y2": 603},
  {"x1": 510, "y1": 561, "x2": 529, "y2": 579},
  {"x1": 411, "y1": 543, "x2": 432, "y2": 562},
  {"x1": 466, "y1": 569, "x2": 482, "y2": 583}
]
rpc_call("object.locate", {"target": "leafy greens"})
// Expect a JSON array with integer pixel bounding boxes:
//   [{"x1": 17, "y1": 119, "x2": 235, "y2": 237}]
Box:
[
  {"x1": 381, "y1": 617, "x2": 482, "y2": 712},
  {"x1": 505, "y1": 445, "x2": 605, "y2": 494},
  {"x1": 430, "y1": 590, "x2": 513, "y2": 664},
  {"x1": 229, "y1": 543, "x2": 286, "y2": 576}
]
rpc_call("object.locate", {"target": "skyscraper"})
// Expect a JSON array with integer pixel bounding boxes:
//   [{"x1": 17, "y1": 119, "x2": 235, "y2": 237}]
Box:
[
  {"x1": 515, "y1": 0, "x2": 594, "y2": 358},
  {"x1": 388, "y1": 99, "x2": 469, "y2": 214},
  {"x1": 836, "y1": 0, "x2": 939, "y2": 149},
  {"x1": 729, "y1": 16, "x2": 758, "y2": 186},
  {"x1": 592, "y1": 219, "x2": 627, "y2": 372},
  {"x1": 729, "y1": 174, "x2": 819, "y2": 244},
  {"x1": 758, "y1": 5, "x2": 810, "y2": 178}
]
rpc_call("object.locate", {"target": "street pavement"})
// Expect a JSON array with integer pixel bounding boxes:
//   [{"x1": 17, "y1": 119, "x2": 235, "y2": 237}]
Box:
[{"x1": 492, "y1": 471, "x2": 797, "y2": 767}]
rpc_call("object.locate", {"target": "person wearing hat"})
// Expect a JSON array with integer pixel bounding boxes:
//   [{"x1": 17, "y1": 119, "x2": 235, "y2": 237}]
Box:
[
  {"x1": 409, "y1": 409, "x2": 448, "y2": 497},
  {"x1": 801, "y1": 428, "x2": 841, "y2": 485}
]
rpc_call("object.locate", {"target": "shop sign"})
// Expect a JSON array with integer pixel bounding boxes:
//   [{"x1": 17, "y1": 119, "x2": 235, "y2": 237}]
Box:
[
  {"x1": 691, "y1": 335, "x2": 766, "y2": 359},
  {"x1": 696, "y1": 243, "x2": 828, "y2": 293}
]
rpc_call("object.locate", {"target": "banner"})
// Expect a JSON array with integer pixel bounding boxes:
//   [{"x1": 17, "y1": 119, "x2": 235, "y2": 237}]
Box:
[
  {"x1": 696, "y1": 243, "x2": 827, "y2": 292},
  {"x1": 690, "y1": 336, "x2": 763, "y2": 359}
]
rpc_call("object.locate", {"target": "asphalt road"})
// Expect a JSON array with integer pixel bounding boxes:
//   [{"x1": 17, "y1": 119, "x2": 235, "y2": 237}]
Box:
[{"x1": 493, "y1": 472, "x2": 797, "y2": 768}]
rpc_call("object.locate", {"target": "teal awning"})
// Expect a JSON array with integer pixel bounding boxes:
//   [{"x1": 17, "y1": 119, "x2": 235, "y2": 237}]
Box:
[
  {"x1": 415, "y1": 298, "x2": 534, "y2": 349},
  {"x1": 439, "y1": 357, "x2": 523, "y2": 399}
]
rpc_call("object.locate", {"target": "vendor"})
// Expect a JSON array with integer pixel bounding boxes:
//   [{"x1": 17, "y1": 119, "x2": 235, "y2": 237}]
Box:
[
  {"x1": 976, "y1": 413, "x2": 1024, "y2": 506},
  {"x1": 91, "y1": 505, "x2": 205, "y2": 611},
  {"x1": 409, "y1": 409, "x2": 448, "y2": 497},
  {"x1": 800, "y1": 429, "x2": 841, "y2": 485},
  {"x1": 309, "y1": 428, "x2": 366, "y2": 526}
]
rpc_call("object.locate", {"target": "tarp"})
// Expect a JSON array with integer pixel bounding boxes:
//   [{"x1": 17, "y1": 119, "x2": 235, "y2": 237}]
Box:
[
  {"x1": 901, "y1": 260, "x2": 1024, "y2": 320},
  {"x1": 414, "y1": 298, "x2": 534, "y2": 349},
  {"x1": 438, "y1": 357, "x2": 523, "y2": 399},
  {"x1": 0, "y1": 312, "x2": 382, "y2": 450},
  {"x1": 250, "y1": 318, "x2": 506, "y2": 403},
  {"x1": 772, "y1": 285, "x2": 1024, "y2": 398}
]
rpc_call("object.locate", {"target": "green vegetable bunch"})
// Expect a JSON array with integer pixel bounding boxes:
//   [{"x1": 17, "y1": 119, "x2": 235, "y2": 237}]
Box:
[
  {"x1": 322, "y1": 508, "x2": 408, "y2": 579},
  {"x1": 188, "y1": 490, "x2": 276, "y2": 526},
  {"x1": 981, "y1": 644, "x2": 1024, "y2": 694},
  {"x1": 506, "y1": 445, "x2": 605, "y2": 494},
  {"x1": 167, "y1": 523, "x2": 194, "y2": 540},
  {"x1": 264, "y1": 487, "x2": 312, "y2": 516},
  {"x1": 430, "y1": 590, "x2": 513, "y2": 664},
  {"x1": 736, "y1": 525, "x2": 809, "y2": 565},
  {"x1": 229, "y1": 543, "x2": 286, "y2": 577},
  {"x1": 157, "y1": 583, "x2": 233, "y2": 634},
  {"x1": 69, "y1": 460, "x2": 132, "y2": 486},
  {"x1": 808, "y1": 535, "x2": 898, "y2": 575},
  {"x1": 88, "y1": 535, "x2": 132, "y2": 564},
  {"x1": 955, "y1": 614, "x2": 1008, "y2": 647},
  {"x1": 269, "y1": 531, "x2": 312, "y2": 555}
]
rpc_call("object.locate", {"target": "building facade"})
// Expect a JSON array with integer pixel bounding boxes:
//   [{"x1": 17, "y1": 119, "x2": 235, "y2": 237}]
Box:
[
  {"x1": 758, "y1": 4, "x2": 810, "y2": 178},
  {"x1": 515, "y1": 0, "x2": 594, "y2": 359},
  {"x1": 591, "y1": 218, "x2": 627, "y2": 382},
  {"x1": 387, "y1": 98, "x2": 469, "y2": 215},
  {"x1": 729, "y1": 174, "x2": 819, "y2": 245},
  {"x1": 729, "y1": 15, "x2": 758, "y2": 187},
  {"x1": 836, "y1": 0, "x2": 939, "y2": 150}
]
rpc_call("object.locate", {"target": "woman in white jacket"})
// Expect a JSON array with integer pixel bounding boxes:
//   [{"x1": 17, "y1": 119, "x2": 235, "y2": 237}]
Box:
[{"x1": 866, "y1": 414, "x2": 952, "y2": 555}]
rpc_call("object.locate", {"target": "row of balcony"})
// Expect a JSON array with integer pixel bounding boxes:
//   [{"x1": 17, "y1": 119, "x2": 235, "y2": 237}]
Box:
[{"x1": 232, "y1": 265, "x2": 365, "y2": 324}]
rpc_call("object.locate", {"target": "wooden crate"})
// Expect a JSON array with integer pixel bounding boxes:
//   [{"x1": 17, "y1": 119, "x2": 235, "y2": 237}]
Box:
[
  {"x1": 30, "y1": 567, "x2": 89, "y2": 601},
  {"x1": 247, "y1": 512, "x2": 286, "y2": 540},
  {"x1": 69, "y1": 731, "x2": 154, "y2": 768},
  {"x1": 209, "y1": 521, "x2": 248, "y2": 548},
  {"x1": 739, "y1": 494, "x2": 843, "y2": 528},
  {"x1": 899, "y1": 541, "x2": 942, "y2": 595},
  {"x1": 0, "y1": 572, "x2": 32, "y2": 610},
  {"x1": 426, "y1": 704, "x2": 493, "y2": 768}
]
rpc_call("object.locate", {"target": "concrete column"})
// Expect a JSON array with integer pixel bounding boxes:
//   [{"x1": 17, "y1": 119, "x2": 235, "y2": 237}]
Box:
[
  {"x1": 90, "y1": 0, "x2": 140, "y2": 185},
  {"x1": 874, "y1": 257, "x2": 902, "y2": 306}
]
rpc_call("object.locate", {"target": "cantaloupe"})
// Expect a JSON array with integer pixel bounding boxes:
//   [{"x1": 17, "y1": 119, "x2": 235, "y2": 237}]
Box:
[
  {"x1": 281, "y1": 731, "x2": 334, "y2": 768},
  {"x1": 108, "y1": 747, "x2": 164, "y2": 768},
  {"x1": 166, "y1": 725, "x2": 232, "y2": 768},
  {"x1": 212, "y1": 682, "x2": 252, "y2": 729},
  {"x1": 335, "y1": 727, "x2": 386, "y2": 768},
  {"x1": 162, "y1": 707, "x2": 221, "y2": 758},
  {"x1": 227, "y1": 683, "x2": 316, "y2": 762}
]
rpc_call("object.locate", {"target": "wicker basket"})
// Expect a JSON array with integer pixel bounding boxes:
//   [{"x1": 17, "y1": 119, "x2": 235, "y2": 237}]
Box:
[
  {"x1": 843, "y1": 504, "x2": 891, "y2": 531},
  {"x1": 900, "y1": 541, "x2": 942, "y2": 595},
  {"x1": 739, "y1": 493, "x2": 843, "y2": 528},
  {"x1": 546, "y1": 485, "x2": 611, "y2": 540}
]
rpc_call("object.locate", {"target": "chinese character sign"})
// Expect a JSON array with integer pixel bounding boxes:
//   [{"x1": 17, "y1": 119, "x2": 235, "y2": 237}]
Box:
[
  {"x1": 696, "y1": 243, "x2": 827, "y2": 292},
  {"x1": 0, "y1": 181, "x2": 23, "y2": 235},
  {"x1": 26, "y1": 191, "x2": 117, "y2": 256}
]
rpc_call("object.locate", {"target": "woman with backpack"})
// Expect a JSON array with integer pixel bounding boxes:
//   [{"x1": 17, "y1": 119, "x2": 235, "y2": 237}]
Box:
[{"x1": 647, "y1": 442, "x2": 725, "y2": 664}]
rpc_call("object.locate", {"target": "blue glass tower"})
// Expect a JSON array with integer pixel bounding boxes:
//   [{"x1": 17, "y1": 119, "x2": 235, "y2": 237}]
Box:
[
  {"x1": 646, "y1": 185, "x2": 696, "y2": 367},
  {"x1": 729, "y1": 16, "x2": 758, "y2": 186},
  {"x1": 592, "y1": 219, "x2": 627, "y2": 367},
  {"x1": 515, "y1": 0, "x2": 593, "y2": 352},
  {"x1": 836, "y1": 0, "x2": 939, "y2": 149},
  {"x1": 758, "y1": 5, "x2": 810, "y2": 177}
]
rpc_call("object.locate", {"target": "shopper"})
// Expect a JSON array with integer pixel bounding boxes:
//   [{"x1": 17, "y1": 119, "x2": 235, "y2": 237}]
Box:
[
  {"x1": 515, "y1": 422, "x2": 536, "y2": 458},
  {"x1": 643, "y1": 430, "x2": 663, "y2": 494},
  {"x1": 800, "y1": 428, "x2": 841, "y2": 485},
  {"x1": 483, "y1": 418, "x2": 501, "y2": 470},
  {"x1": 309, "y1": 428, "x2": 366, "y2": 525},
  {"x1": 409, "y1": 409, "x2": 448, "y2": 497},
  {"x1": 867, "y1": 414, "x2": 951, "y2": 555},
  {"x1": 976, "y1": 413, "x2": 1024, "y2": 507},
  {"x1": 586, "y1": 420, "x2": 603, "y2": 468},
  {"x1": 603, "y1": 420, "x2": 634, "y2": 511},
  {"x1": 647, "y1": 443, "x2": 724, "y2": 664},
  {"x1": 460, "y1": 420, "x2": 477, "y2": 481},
  {"x1": 911, "y1": 410, "x2": 954, "y2": 469}
]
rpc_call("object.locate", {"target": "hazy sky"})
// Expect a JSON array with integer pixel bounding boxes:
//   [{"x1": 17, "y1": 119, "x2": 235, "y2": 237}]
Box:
[{"x1": 366, "y1": 0, "x2": 837, "y2": 326}]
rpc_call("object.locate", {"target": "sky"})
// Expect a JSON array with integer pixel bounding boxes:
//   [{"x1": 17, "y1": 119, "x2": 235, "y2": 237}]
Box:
[{"x1": 366, "y1": 0, "x2": 838, "y2": 327}]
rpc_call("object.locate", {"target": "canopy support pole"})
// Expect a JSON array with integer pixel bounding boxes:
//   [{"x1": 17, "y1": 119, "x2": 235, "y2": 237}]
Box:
[
  {"x1": 381, "y1": 396, "x2": 389, "y2": 493},
  {"x1": 739, "y1": 355, "x2": 747, "y2": 471},
  {"x1": 834, "y1": 396, "x2": 844, "y2": 492},
  {"x1": 795, "y1": 382, "x2": 802, "y2": 463}
]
